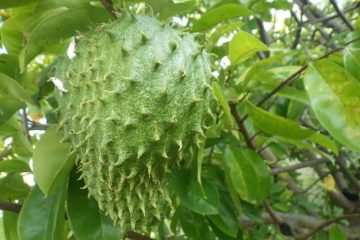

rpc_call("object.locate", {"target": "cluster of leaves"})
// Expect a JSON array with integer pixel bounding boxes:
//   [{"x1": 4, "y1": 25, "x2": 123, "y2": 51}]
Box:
[{"x1": 0, "y1": 0, "x2": 360, "y2": 239}]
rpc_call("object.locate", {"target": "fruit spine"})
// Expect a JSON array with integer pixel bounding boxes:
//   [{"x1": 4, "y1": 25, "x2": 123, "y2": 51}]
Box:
[{"x1": 55, "y1": 13, "x2": 214, "y2": 232}]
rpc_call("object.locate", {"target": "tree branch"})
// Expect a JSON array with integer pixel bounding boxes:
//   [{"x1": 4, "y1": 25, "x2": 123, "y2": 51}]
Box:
[
  {"x1": 294, "y1": 0, "x2": 345, "y2": 32},
  {"x1": 335, "y1": 150, "x2": 360, "y2": 192},
  {"x1": 0, "y1": 201, "x2": 21, "y2": 213},
  {"x1": 239, "y1": 211, "x2": 360, "y2": 239},
  {"x1": 100, "y1": 0, "x2": 118, "y2": 20},
  {"x1": 329, "y1": 0, "x2": 354, "y2": 31},
  {"x1": 297, "y1": 213, "x2": 360, "y2": 240},
  {"x1": 271, "y1": 158, "x2": 328, "y2": 175}
]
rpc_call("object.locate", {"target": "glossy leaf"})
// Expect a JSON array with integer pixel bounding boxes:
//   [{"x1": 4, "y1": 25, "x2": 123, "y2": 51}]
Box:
[
  {"x1": 0, "y1": 55, "x2": 20, "y2": 79},
  {"x1": 21, "y1": 5, "x2": 110, "y2": 67},
  {"x1": 0, "y1": 73, "x2": 34, "y2": 106},
  {"x1": 3, "y1": 212, "x2": 19, "y2": 240},
  {"x1": 247, "y1": 101, "x2": 314, "y2": 139},
  {"x1": 208, "y1": 195, "x2": 239, "y2": 238},
  {"x1": 304, "y1": 59, "x2": 360, "y2": 152},
  {"x1": 1, "y1": 12, "x2": 30, "y2": 56},
  {"x1": 329, "y1": 225, "x2": 346, "y2": 240},
  {"x1": 212, "y1": 81, "x2": 234, "y2": 126},
  {"x1": 229, "y1": 31, "x2": 268, "y2": 65},
  {"x1": 67, "y1": 170, "x2": 122, "y2": 240},
  {"x1": 0, "y1": 0, "x2": 41, "y2": 8},
  {"x1": 207, "y1": 22, "x2": 244, "y2": 49},
  {"x1": 169, "y1": 169, "x2": 220, "y2": 215},
  {"x1": 308, "y1": 133, "x2": 338, "y2": 155},
  {"x1": 33, "y1": 126, "x2": 75, "y2": 196},
  {"x1": 343, "y1": 47, "x2": 360, "y2": 82},
  {"x1": 0, "y1": 160, "x2": 31, "y2": 173},
  {"x1": 18, "y1": 185, "x2": 66, "y2": 240},
  {"x1": 178, "y1": 205, "x2": 215, "y2": 240},
  {"x1": 223, "y1": 146, "x2": 271, "y2": 204},
  {"x1": 0, "y1": 96, "x2": 24, "y2": 125},
  {"x1": 12, "y1": 131, "x2": 33, "y2": 157},
  {"x1": 192, "y1": 4, "x2": 251, "y2": 32},
  {"x1": 0, "y1": 173, "x2": 30, "y2": 201}
]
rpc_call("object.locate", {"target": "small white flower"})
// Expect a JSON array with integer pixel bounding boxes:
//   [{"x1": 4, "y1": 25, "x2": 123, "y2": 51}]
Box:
[
  {"x1": 67, "y1": 38, "x2": 76, "y2": 59},
  {"x1": 51, "y1": 77, "x2": 68, "y2": 93}
]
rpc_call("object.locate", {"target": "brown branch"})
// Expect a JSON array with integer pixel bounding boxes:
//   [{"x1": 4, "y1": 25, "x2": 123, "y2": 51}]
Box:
[
  {"x1": 229, "y1": 103, "x2": 256, "y2": 149},
  {"x1": 264, "y1": 201, "x2": 282, "y2": 224},
  {"x1": 294, "y1": 0, "x2": 345, "y2": 33},
  {"x1": 22, "y1": 108, "x2": 32, "y2": 143},
  {"x1": 297, "y1": 213, "x2": 360, "y2": 240},
  {"x1": 0, "y1": 201, "x2": 21, "y2": 213},
  {"x1": 256, "y1": 18, "x2": 271, "y2": 58},
  {"x1": 100, "y1": 0, "x2": 118, "y2": 20},
  {"x1": 247, "y1": 36, "x2": 360, "y2": 114},
  {"x1": 335, "y1": 150, "x2": 360, "y2": 192},
  {"x1": 271, "y1": 158, "x2": 328, "y2": 175},
  {"x1": 125, "y1": 231, "x2": 154, "y2": 240},
  {"x1": 301, "y1": 150, "x2": 356, "y2": 211},
  {"x1": 239, "y1": 211, "x2": 360, "y2": 239},
  {"x1": 329, "y1": 0, "x2": 354, "y2": 31}
]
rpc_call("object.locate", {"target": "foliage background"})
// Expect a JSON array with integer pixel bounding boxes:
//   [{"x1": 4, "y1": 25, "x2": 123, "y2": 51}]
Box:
[{"x1": 0, "y1": 0, "x2": 360, "y2": 239}]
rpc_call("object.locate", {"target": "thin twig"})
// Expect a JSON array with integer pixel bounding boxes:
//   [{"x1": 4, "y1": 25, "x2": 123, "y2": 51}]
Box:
[
  {"x1": 329, "y1": 0, "x2": 354, "y2": 31},
  {"x1": 22, "y1": 108, "x2": 32, "y2": 143},
  {"x1": 271, "y1": 158, "x2": 328, "y2": 175},
  {"x1": 100, "y1": 0, "x2": 118, "y2": 20},
  {"x1": 264, "y1": 201, "x2": 282, "y2": 224},
  {"x1": 229, "y1": 103, "x2": 256, "y2": 149},
  {"x1": 0, "y1": 201, "x2": 21, "y2": 213},
  {"x1": 242, "y1": 36, "x2": 360, "y2": 123},
  {"x1": 335, "y1": 150, "x2": 360, "y2": 192},
  {"x1": 297, "y1": 213, "x2": 360, "y2": 240}
]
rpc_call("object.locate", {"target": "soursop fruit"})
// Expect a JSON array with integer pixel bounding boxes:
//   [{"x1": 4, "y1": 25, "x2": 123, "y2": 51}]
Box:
[{"x1": 55, "y1": 13, "x2": 214, "y2": 232}]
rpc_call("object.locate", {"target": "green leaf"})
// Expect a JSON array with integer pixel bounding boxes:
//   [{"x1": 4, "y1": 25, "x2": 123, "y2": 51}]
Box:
[
  {"x1": 0, "y1": 0, "x2": 41, "y2": 8},
  {"x1": 208, "y1": 196, "x2": 239, "y2": 238},
  {"x1": 308, "y1": 133, "x2": 338, "y2": 155},
  {"x1": 304, "y1": 59, "x2": 360, "y2": 152},
  {"x1": 18, "y1": 185, "x2": 66, "y2": 240},
  {"x1": 33, "y1": 126, "x2": 75, "y2": 196},
  {"x1": 191, "y1": 4, "x2": 251, "y2": 32},
  {"x1": 329, "y1": 225, "x2": 347, "y2": 240},
  {"x1": 0, "y1": 55, "x2": 20, "y2": 79},
  {"x1": 0, "y1": 173, "x2": 30, "y2": 201},
  {"x1": 343, "y1": 47, "x2": 360, "y2": 82},
  {"x1": 207, "y1": 21, "x2": 244, "y2": 49},
  {"x1": 212, "y1": 81, "x2": 234, "y2": 126},
  {"x1": 0, "y1": 73, "x2": 35, "y2": 106},
  {"x1": 3, "y1": 212, "x2": 19, "y2": 240},
  {"x1": 1, "y1": 12, "x2": 30, "y2": 56},
  {"x1": 169, "y1": 169, "x2": 220, "y2": 215},
  {"x1": 21, "y1": 5, "x2": 110, "y2": 67},
  {"x1": 247, "y1": 101, "x2": 314, "y2": 139},
  {"x1": 229, "y1": 31, "x2": 268, "y2": 65},
  {"x1": 178, "y1": 205, "x2": 215, "y2": 240},
  {"x1": 0, "y1": 160, "x2": 31, "y2": 173},
  {"x1": 0, "y1": 96, "x2": 24, "y2": 125},
  {"x1": 67, "y1": 170, "x2": 121, "y2": 240},
  {"x1": 128, "y1": 0, "x2": 197, "y2": 20},
  {"x1": 223, "y1": 146, "x2": 271, "y2": 205},
  {"x1": 12, "y1": 131, "x2": 33, "y2": 157}
]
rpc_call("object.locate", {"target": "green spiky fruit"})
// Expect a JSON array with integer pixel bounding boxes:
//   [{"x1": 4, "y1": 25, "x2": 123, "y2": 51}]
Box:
[{"x1": 55, "y1": 13, "x2": 214, "y2": 232}]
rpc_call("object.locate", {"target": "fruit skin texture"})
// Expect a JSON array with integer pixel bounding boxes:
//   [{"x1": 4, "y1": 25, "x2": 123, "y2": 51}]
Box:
[{"x1": 55, "y1": 14, "x2": 214, "y2": 232}]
